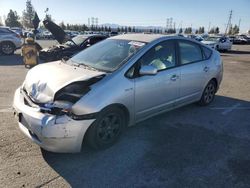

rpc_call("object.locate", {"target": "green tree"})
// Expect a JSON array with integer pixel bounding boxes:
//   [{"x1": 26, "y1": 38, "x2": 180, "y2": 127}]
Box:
[
  {"x1": 209, "y1": 28, "x2": 215, "y2": 34},
  {"x1": 132, "y1": 26, "x2": 136, "y2": 33},
  {"x1": 232, "y1": 24, "x2": 239, "y2": 35},
  {"x1": 184, "y1": 27, "x2": 192, "y2": 34},
  {"x1": 45, "y1": 14, "x2": 52, "y2": 21},
  {"x1": 5, "y1": 9, "x2": 21, "y2": 27},
  {"x1": 179, "y1": 28, "x2": 183, "y2": 33},
  {"x1": 22, "y1": 0, "x2": 35, "y2": 28},
  {"x1": 198, "y1": 26, "x2": 205, "y2": 34},
  {"x1": 195, "y1": 29, "x2": 198, "y2": 34},
  {"x1": 215, "y1": 27, "x2": 220, "y2": 34},
  {"x1": 59, "y1": 22, "x2": 66, "y2": 30},
  {"x1": 0, "y1": 16, "x2": 3, "y2": 26}
]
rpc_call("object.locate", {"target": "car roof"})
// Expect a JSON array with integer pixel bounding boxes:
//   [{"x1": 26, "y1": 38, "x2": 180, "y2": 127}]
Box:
[
  {"x1": 0, "y1": 26, "x2": 10, "y2": 30},
  {"x1": 110, "y1": 33, "x2": 166, "y2": 43},
  {"x1": 77, "y1": 34, "x2": 107, "y2": 38}
]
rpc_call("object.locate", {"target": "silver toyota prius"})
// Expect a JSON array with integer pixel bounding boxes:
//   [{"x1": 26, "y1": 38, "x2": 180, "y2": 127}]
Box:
[{"x1": 13, "y1": 34, "x2": 223, "y2": 153}]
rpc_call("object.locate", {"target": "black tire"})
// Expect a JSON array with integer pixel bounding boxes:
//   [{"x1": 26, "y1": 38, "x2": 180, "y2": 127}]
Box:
[
  {"x1": 198, "y1": 80, "x2": 216, "y2": 106},
  {"x1": 0, "y1": 41, "x2": 15, "y2": 55},
  {"x1": 85, "y1": 107, "x2": 126, "y2": 150}
]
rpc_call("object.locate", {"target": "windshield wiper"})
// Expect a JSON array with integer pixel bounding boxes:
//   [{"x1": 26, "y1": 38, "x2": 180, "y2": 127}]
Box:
[{"x1": 79, "y1": 63, "x2": 101, "y2": 72}]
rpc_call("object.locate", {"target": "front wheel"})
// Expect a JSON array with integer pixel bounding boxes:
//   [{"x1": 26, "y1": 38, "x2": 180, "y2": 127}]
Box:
[
  {"x1": 85, "y1": 107, "x2": 126, "y2": 150},
  {"x1": 198, "y1": 80, "x2": 216, "y2": 106},
  {"x1": 1, "y1": 42, "x2": 15, "y2": 55}
]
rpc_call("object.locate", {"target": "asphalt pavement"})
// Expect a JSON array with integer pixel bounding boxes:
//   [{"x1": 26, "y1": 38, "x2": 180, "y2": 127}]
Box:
[{"x1": 0, "y1": 41, "x2": 250, "y2": 188}]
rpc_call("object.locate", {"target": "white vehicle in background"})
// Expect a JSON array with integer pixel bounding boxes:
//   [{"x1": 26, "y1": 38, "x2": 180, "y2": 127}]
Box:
[
  {"x1": 201, "y1": 36, "x2": 232, "y2": 51},
  {"x1": 0, "y1": 26, "x2": 23, "y2": 55}
]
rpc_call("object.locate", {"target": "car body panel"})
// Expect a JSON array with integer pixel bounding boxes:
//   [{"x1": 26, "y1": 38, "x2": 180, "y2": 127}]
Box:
[
  {"x1": 13, "y1": 34, "x2": 223, "y2": 152},
  {"x1": 134, "y1": 68, "x2": 180, "y2": 121},
  {"x1": 23, "y1": 61, "x2": 106, "y2": 103},
  {"x1": 0, "y1": 27, "x2": 23, "y2": 49},
  {"x1": 43, "y1": 19, "x2": 69, "y2": 44},
  {"x1": 13, "y1": 87, "x2": 94, "y2": 153}
]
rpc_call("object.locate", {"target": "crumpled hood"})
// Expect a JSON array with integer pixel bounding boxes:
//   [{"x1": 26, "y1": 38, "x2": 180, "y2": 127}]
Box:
[{"x1": 23, "y1": 61, "x2": 105, "y2": 103}]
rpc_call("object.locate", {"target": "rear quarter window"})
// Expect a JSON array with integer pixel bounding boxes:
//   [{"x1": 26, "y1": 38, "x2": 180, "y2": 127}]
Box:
[
  {"x1": 178, "y1": 41, "x2": 203, "y2": 64},
  {"x1": 202, "y1": 46, "x2": 212, "y2": 59}
]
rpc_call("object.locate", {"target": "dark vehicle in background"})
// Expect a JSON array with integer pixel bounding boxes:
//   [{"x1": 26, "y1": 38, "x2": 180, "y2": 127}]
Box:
[
  {"x1": 0, "y1": 26, "x2": 23, "y2": 55},
  {"x1": 110, "y1": 31, "x2": 118, "y2": 36},
  {"x1": 39, "y1": 20, "x2": 107, "y2": 61},
  {"x1": 230, "y1": 35, "x2": 248, "y2": 44},
  {"x1": 238, "y1": 35, "x2": 250, "y2": 44}
]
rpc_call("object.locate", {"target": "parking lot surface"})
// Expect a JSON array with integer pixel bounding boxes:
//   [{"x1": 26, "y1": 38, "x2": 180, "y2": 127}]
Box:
[{"x1": 0, "y1": 41, "x2": 250, "y2": 188}]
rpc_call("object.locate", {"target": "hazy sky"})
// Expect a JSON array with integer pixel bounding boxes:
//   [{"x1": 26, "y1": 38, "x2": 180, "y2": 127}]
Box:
[{"x1": 0, "y1": 0, "x2": 249, "y2": 32}]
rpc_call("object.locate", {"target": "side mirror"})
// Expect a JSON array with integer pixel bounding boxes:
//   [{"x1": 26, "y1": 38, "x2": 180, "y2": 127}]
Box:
[{"x1": 139, "y1": 65, "x2": 157, "y2": 76}]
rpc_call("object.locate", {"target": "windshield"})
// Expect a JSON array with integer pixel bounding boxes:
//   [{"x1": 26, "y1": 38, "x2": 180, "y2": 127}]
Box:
[
  {"x1": 70, "y1": 39, "x2": 146, "y2": 72},
  {"x1": 65, "y1": 35, "x2": 88, "y2": 46}
]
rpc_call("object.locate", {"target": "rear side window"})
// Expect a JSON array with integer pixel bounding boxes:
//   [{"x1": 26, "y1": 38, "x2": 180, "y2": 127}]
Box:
[
  {"x1": 202, "y1": 46, "x2": 212, "y2": 59},
  {"x1": 178, "y1": 41, "x2": 203, "y2": 64}
]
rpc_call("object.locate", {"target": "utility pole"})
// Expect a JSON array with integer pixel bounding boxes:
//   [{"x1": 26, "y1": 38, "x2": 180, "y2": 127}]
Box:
[{"x1": 225, "y1": 10, "x2": 233, "y2": 35}]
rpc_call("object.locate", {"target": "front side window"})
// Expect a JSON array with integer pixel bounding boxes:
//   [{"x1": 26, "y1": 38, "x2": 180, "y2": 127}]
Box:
[
  {"x1": 70, "y1": 39, "x2": 146, "y2": 72},
  {"x1": 178, "y1": 41, "x2": 203, "y2": 64},
  {"x1": 138, "y1": 40, "x2": 176, "y2": 71}
]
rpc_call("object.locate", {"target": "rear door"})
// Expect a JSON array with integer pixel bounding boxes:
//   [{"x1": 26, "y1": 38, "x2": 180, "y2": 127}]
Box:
[
  {"x1": 133, "y1": 40, "x2": 180, "y2": 121},
  {"x1": 176, "y1": 40, "x2": 206, "y2": 105}
]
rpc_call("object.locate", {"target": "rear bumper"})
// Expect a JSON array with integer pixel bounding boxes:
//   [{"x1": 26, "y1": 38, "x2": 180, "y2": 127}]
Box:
[{"x1": 13, "y1": 87, "x2": 94, "y2": 153}]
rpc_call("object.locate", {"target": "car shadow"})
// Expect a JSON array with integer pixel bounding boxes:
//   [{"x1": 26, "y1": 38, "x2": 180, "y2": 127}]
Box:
[
  {"x1": 0, "y1": 52, "x2": 45, "y2": 66},
  {"x1": 0, "y1": 53, "x2": 23, "y2": 66},
  {"x1": 41, "y1": 95, "x2": 250, "y2": 187},
  {"x1": 225, "y1": 50, "x2": 250, "y2": 55}
]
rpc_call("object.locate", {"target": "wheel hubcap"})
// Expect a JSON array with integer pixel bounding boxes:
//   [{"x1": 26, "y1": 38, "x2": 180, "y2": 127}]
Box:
[
  {"x1": 204, "y1": 83, "x2": 215, "y2": 104},
  {"x1": 2, "y1": 44, "x2": 13, "y2": 54},
  {"x1": 97, "y1": 114, "x2": 121, "y2": 143}
]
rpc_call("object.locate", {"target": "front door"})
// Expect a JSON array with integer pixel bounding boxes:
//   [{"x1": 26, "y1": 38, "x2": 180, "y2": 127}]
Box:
[{"x1": 133, "y1": 40, "x2": 180, "y2": 121}]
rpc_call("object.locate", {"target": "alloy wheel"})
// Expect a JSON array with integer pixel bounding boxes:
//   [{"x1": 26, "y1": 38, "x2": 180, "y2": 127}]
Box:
[{"x1": 97, "y1": 113, "x2": 122, "y2": 143}]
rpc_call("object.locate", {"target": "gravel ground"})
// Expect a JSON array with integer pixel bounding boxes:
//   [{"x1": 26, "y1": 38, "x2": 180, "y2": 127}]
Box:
[{"x1": 0, "y1": 41, "x2": 250, "y2": 188}]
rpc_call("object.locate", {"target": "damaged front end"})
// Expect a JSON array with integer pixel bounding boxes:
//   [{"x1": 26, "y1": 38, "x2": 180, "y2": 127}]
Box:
[
  {"x1": 13, "y1": 74, "x2": 105, "y2": 153},
  {"x1": 24, "y1": 75, "x2": 104, "y2": 119}
]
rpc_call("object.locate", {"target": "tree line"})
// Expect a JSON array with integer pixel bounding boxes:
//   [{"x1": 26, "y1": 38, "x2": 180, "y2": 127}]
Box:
[{"x1": 0, "y1": 0, "x2": 242, "y2": 36}]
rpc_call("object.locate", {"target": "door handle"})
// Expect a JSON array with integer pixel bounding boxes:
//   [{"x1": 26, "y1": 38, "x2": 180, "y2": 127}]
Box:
[
  {"x1": 170, "y1": 74, "x2": 179, "y2": 81},
  {"x1": 203, "y1": 66, "x2": 209, "y2": 72}
]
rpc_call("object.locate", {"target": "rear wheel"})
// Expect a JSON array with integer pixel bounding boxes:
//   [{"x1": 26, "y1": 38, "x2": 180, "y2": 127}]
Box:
[
  {"x1": 198, "y1": 80, "x2": 216, "y2": 106},
  {"x1": 85, "y1": 107, "x2": 126, "y2": 149},
  {"x1": 0, "y1": 41, "x2": 15, "y2": 55}
]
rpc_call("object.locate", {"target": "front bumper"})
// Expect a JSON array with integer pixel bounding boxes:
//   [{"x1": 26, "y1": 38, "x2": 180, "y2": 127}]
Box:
[{"x1": 13, "y1": 87, "x2": 95, "y2": 153}]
